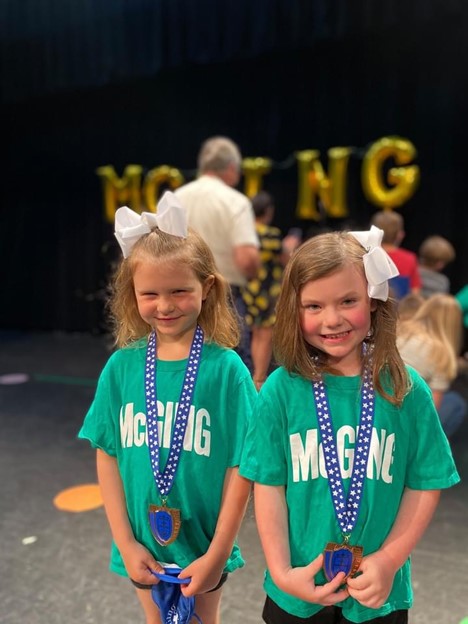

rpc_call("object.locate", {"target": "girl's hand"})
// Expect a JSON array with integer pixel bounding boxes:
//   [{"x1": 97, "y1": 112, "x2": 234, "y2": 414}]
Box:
[
  {"x1": 178, "y1": 553, "x2": 225, "y2": 597},
  {"x1": 347, "y1": 488, "x2": 441, "y2": 609},
  {"x1": 276, "y1": 554, "x2": 349, "y2": 605},
  {"x1": 346, "y1": 550, "x2": 397, "y2": 608},
  {"x1": 120, "y1": 540, "x2": 164, "y2": 585}
]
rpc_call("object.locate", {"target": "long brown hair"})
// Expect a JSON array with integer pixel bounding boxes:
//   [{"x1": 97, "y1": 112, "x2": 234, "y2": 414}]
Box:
[
  {"x1": 273, "y1": 231, "x2": 409, "y2": 405},
  {"x1": 108, "y1": 227, "x2": 240, "y2": 348}
]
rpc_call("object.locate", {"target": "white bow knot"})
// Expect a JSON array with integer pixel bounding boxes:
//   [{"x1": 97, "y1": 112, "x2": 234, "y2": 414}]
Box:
[
  {"x1": 349, "y1": 225, "x2": 399, "y2": 301},
  {"x1": 114, "y1": 191, "x2": 188, "y2": 258}
]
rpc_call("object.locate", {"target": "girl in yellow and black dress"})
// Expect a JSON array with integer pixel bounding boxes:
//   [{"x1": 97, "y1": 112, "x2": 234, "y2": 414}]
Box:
[{"x1": 242, "y1": 192, "x2": 301, "y2": 389}]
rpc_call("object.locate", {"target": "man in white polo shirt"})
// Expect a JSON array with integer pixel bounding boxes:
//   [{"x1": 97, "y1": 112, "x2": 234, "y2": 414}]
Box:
[{"x1": 175, "y1": 136, "x2": 260, "y2": 371}]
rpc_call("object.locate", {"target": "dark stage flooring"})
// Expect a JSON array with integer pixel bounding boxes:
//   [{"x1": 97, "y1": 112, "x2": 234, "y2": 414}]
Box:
[{"x1": 1, "y1": 331, "x2": 467, "y2": 624}]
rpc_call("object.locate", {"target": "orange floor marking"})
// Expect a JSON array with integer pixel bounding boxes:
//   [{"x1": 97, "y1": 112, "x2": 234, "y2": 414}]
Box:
[{"x1": 53, "y1": 483, "x2": 103, "y2": 512}]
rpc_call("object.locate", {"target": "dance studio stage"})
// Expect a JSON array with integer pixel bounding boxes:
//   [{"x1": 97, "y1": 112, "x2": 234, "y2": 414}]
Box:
[{"x1": 1, "y1": 331, "x2": 467, "y2": 624}]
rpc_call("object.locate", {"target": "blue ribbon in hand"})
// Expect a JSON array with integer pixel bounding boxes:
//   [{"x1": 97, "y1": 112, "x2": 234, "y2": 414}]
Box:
[{"x1": 151, "y1": 567, "x2": 202, "y2": 624}]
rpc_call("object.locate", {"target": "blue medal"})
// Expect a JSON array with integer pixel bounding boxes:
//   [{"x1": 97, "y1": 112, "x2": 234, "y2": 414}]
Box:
[
  {"x1": 312, "y1": 363, "x2": 374, "y2": 581},
  {"x1": 145, "y1": 325, "x2": 204, "y2": 546},
  {"x1": 323, "y1": 541, "x2": 363, "y2": 582}
]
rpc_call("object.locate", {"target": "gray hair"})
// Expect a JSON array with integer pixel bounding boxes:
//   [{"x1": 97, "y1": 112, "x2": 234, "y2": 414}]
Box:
[{"x1": 197, "y1": 136, "x2": 242, "y2": 173}]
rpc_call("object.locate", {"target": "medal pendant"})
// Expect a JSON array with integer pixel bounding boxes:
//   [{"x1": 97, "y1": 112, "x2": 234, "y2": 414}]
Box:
[
  {"x1": 148, "y1": 504, "x2": 181, "y2": 546},
  {"x1": 323, "y1": 541, "x2": 363, "y2": 582}
]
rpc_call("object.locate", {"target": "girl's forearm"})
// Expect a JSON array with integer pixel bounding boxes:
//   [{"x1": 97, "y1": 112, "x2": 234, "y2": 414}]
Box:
[
  {"x1": 96, "y1": 449, "x2": 135, "y2": 551},
  {"x1": 254, "y1": 483, "x2": 292, "y2": 583},
  {"x1": 379, "y1": 487, "x2": 440, "y2": 570},
  {"x1": 206, "y1": 468, "x2": 252, "y2": 562}
]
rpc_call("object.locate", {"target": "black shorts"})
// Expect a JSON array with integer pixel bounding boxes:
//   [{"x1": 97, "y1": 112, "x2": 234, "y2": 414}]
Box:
[
  {"x1": 131, "y1": 572, "x2": 228, "y2": 593},
  {"x1": 262, "y1": 597, "x2": 408, "y2": 624}
]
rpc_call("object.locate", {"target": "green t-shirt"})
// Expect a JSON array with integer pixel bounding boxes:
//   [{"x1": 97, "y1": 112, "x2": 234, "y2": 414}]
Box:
[
  {"x1": 79, "y1": 339, "x2": 257, "y2": 577},
  {"x1": 239, "y1": 366, "x2": 460, "y2": 623}
]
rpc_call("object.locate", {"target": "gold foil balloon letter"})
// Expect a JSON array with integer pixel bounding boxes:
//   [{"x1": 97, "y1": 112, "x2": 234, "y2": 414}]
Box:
[
  {"x1": 242, "y1": 157, "x2": 272, "y2": 198},
  {"x1": 296, "y1": 149, "x2": 351, "y2": 220},
  {"x1": 361, "y1": 137, "x2": 420, "y2": 209},
  {"x1": 96, "y1": 165, "x2": 143, "y2": 223},
  {"x1": 143, "y1": 166, "x2": 185, "y2": 213}
]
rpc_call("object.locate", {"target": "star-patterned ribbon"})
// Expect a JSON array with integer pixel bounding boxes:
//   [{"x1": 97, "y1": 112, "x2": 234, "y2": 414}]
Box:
[
  {"x1": 312, "y1": 366, "x2": 375, "y2": 537},
  {"x1": 145, "y1": 325, "x2": 204, "y2": 498}
]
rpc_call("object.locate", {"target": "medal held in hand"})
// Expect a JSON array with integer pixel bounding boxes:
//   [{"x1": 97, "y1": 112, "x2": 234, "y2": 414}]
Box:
[
  {"x1": 312, "y1": 363, "x2": 374, "y2": 581},
  {"x1": 323, "y1": 541, "x2": 363, "y2": 582},
  {"x1": 145, "y1": 325, "x2": 204, "y2": 546}
]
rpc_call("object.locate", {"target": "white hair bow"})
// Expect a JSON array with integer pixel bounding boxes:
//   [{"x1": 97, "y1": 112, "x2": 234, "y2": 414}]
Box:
[
  {"x1": 114, "y1": 191, "x2": 188, "y2": 258},
  {"x1": 349, "y1": 225, "x2": 399, "y2": 301}
]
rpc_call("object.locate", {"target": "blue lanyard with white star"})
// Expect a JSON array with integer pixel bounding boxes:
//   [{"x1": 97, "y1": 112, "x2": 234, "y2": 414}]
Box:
[
  {"x1": 312, "y1": 366, "x2": 375, "y2": 539},
  {"x1": 145, "y1": 325, "x2": 204, "y2": 498}
]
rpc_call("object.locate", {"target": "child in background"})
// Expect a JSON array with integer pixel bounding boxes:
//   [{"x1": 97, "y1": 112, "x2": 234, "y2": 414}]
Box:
[
  {"x1": 242, "y1": 191, "x2": 301, "y2": 389},
  {"x1": 240, "y1": 226, "x2": 459, "y2": 623},
  {"x1": 418, "y1": 235, "x2": 456, "y2": 298},
  {"x1": 370, "y1": 211, "x2": 421, "y2": 298},
  {"x1": 397, "y1": 293, "x2": 467, "y2": 438},
  {"x1": 397, "y1": 292, "x2": 424, "y2": 322},
  {"x1": 79, "y1": 192, "x2": 256, "y2": 624}
]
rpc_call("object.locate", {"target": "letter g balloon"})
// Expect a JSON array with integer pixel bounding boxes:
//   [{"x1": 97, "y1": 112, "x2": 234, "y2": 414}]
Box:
[{"x1": 362, "y1": 136, "x2": 420, "y2": 209}]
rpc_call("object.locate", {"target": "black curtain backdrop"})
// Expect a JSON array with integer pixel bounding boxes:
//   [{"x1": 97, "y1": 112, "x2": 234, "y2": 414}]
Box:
[{"x1": 2, "y1": 0, "x2": 468, "y2": 332}]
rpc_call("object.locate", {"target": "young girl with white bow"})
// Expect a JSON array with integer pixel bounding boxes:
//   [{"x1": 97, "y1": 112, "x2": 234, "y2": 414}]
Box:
[
  {"x1": 240, "y1": 227, "x2": 459, "y2": 624},
  {"x1": 79, "y1": 192, "x2": 256, "y2": 624}
]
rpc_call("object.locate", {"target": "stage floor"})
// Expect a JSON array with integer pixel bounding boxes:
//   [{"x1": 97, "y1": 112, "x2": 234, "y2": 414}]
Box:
[{"x1": 0, "y1": 331, "x2": 467, "y2": 624}]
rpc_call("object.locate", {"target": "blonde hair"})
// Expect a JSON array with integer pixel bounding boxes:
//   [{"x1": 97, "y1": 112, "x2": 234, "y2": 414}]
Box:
[
  {"x1": 273, "y1": 231, "x2": 409, "y2": 405},
  {"x1": 418, "y1": 235, "x2": 456, "y2": 268},
  {"x1": 109, "y1": 227, "x2": 240, "y2": 348},
  {"x1": 398, "y1": 293, "x2": 462, "y2": 381},
  {"x1": 370, "y1": 210, "x2": 403, "y2": 245}
]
